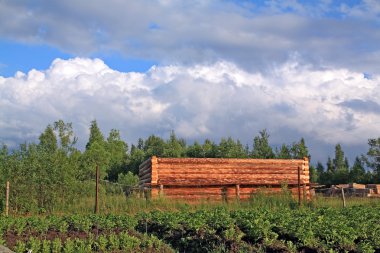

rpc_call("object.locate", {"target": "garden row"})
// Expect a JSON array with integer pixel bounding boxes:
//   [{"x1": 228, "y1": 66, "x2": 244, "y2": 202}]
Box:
[{"x1": 1, "y1": 205, "x2": 380, "y2": 252}]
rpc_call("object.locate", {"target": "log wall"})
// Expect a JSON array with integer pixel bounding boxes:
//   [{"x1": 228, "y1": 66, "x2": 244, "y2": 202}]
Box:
[{"x1": 139, "y1": 156, "x2": 310, "y2": 201}]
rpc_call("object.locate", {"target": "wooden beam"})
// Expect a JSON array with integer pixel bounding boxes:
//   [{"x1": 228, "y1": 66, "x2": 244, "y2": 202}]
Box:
[{"x1": 236, "y1": 184, "x2": 240, "y2": 200}]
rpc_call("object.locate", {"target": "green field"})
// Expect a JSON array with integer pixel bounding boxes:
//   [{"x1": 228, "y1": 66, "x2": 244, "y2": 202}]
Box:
[{"x1": 1, "y1": 194, "x2": 380, "y2": 253}]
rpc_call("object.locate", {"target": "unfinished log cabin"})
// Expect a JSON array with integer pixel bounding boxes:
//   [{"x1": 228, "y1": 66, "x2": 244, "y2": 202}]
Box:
[{"x1": 139, "y1": 156, "x2": 310, "y2": 201}]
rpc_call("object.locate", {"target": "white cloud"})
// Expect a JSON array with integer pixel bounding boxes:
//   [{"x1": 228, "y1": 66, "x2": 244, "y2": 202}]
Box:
[{"x1": 1, "y1": 57, "x2": 379, "y2": 162}]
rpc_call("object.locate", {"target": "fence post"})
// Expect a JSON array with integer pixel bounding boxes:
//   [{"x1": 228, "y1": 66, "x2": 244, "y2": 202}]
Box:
[
  {"x1": 341, "y1": 187, "x2": 346, "y2": 208},
  {"x1": 5, "y1": 181, "x2": 9, "y2": 216},
  {"x1": 235, "y1": 184, "x2": 240, "y2": 201}
]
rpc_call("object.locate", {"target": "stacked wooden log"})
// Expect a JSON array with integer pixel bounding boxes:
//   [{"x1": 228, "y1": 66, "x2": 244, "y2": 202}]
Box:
[
  {"x1": 138, "y1": 158, "x2": 152, "y2": 188},
  {"x1": 315, "y1": 183, "x2": 380, "y2": 197},
  {"x1": 139, "y1": 157, "x2": 310, "y2": 201}
]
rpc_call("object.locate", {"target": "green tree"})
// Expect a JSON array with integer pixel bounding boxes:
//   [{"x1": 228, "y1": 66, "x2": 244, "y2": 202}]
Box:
[
  {"x1": 117, "y1": 171, "x2": 139, "y2": 196},
  {"x1": 0, "y1": 144, "x2": 9, "y2": 211},
  {"x1": 38, "y1": 125, "x2": 58, "y2": 153},
  {"x1": 36, "y1": 126, "x2": 62, "y2": 211},
  {"x1": 333, "y1": 144, "x2": 347, "y2": 171},
  {"x1": 276, "y1": 144, "x2": 291, "y2": 159},
  {"x1": 290, "y1": 138, "x2": 309, "y2": 159},
  {"x1": 203, "y1": 139, "x2": 218, "y2": 158},
  {"x1": 234, "y1": 140, "x2": 248, "y2": 158},
  {"x1": 363, "y1": 137, "x2": 380, "y2": 183},
  {"x1": 163, "y1": 131, "x2": 186, "y2": 157},
  {"x1": 0, "y1": 144, "x2": 9, "y2": 178},
  {"x1": 54, "y1": 120, "x2": 77, "y2": 153},
  {"x1": 316, "y1": 162, "x2": 327, "y2": 184},
  {"x1": 106, "y1": 129, "x2": 128, "y2": 181},
  {"x1": 86, "y1": 120, "x2": 105, "y2": 150},
  {"x1": 309, "y1": 165, "x2": 318, "y2": 183},
  {"x1": 144, "y1": 135, "x2": 165, "y2": 158},
  {"x1": 326, "y1": 157, "x2": 334, "y2": 173},
  {"x1": 322, "y1": 158, "x2": 334, "y2": 185},
  {"x1": 137, "y1": 138, "x2": 144, "y2": 149},
  {"x1": 128, "y1": 144, "x2": 145, "y2": 174},
  {"x1": 332, "y1": 144, "x2": 349, "y2": 183},
  {"x1": 186, "y1": 141, "x2": 204, "y2": 157},
  {"x1": 251, "y1": 129, "x2": 274, "y2": 159},
  {"x1": 81, "y1": 121, "x2": 110, "y2": 180},
  {"x1": 217, "y1": 137, "x2": 247, "y2": 158},
  {"x1": 349, "y1": 156, "x2": 366, "y2": 183}
]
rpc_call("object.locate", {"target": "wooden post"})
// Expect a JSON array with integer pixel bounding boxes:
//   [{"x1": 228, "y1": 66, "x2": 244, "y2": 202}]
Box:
[
  {"x1": 222, "y1": 187, "x2": 227, "y2": 203},
  {"x1": 235, "y1": 184, "x2": 240, "y2": 201},
  {"x1": 341, "y1": 187, "x2": 346, "y2": 208},
  {"x1": 95, "y1": 164, "x2": 99, "y2": 214},
  {"x1": 5, "y1": 181, "x2": 9, "y2": 216},
  {"x1": 297, "y1": 166, "x2": 301, "y2": 206}
]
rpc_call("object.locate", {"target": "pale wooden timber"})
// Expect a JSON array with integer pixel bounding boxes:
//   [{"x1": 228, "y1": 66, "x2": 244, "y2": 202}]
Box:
[{"x1": 138, "y1": 157, "x2": 310, "y2": 200}]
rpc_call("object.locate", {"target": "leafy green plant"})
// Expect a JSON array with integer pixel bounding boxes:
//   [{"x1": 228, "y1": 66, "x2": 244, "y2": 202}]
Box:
[
  {"x1": 63, "y1": 238, "x2": 75, "y2": 253},
  {"x1": 119, "y1": 231, "x2": 140, "y2": 251},
  {"x1": 51, "y1": 237, "x2": 62, "y2": 253},
  {"x1": 42, "y1": 239, "x2": 51, "y2": 253},
  {"x1": 27, "y1": 236, "x2": 41, "y2": 253},
  {"x1": 97, "y1": 234, "x2": 108, "y2": 252},
  {"x1": 108, "y1": 233, "x2": 120, "y2": 251},
  {"x1": 14, "y1": 240, "x2": 26, "y2": 253}
]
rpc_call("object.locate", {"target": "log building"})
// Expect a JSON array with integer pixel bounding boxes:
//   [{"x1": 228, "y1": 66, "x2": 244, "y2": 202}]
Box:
[{"x1": 139, "y1": 156, "x2": 310, "y2": 201}]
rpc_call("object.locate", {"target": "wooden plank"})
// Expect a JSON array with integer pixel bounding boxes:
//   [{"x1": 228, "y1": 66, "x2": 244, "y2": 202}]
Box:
[
  {"x1": 139, "y1": 162, "x2": 151, "y2": 170},
  {"x1": 139, "y1": 165, "x2": 151, "y2": 175},
  {"x1": 159, "y1": 186, "x2": 303, "y2": 194},
  {"x1": 140, "y1": 173, "x2": 151, "y2": 182},
  {"x1": 157, "y1": 164, "x2": 302, "y2": 171},
  {"x1": 139, "y1": 158, "x2": 151, "y2": 170},
  {"x1": 140, "y1": 176, "x2": 151, "y2": 184},
  {"x1": 157, "y1": 163, "x2": 302, "y2": 169},
  {"x1": 158, "y1": 179, "x2": 302, "y2": 186},
  {"x1": 139, "y1": 168, "x2": 151, "y2": 177},
  {"x1": 157, "y1": 157, "x2": 304, "y2": 165},
  {"x1": 139, "y1": 170, "x2": 151, "y2": 181},
  {"x1": 158, "y1": 174, "x2": 305, "y2": 181},
  {"x1": 157, "y1": 172, "x2": 309, "y2": 179},
  {"x1": 156, "y1": 189, "x2": 307, "y2": 200},
  {"x1": 162, "y1": 188, "x2": 224, "y2": 195},
  {"x1": 157, "y1": 167, "x2": 302, "y2": 173}
]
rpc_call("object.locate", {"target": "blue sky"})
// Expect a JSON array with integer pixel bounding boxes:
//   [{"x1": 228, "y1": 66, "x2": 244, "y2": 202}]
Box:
[
  {"x1": 0, "y1": 0, "x2": 379, "y2": 164},
  {"x1": 0, "y1": 39, "x2": 156, "y2": 76}
]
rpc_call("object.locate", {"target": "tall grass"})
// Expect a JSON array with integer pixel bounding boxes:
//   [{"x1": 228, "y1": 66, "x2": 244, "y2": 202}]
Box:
[
  {"x1": 10, "y1": 189, "x2": 380, "y2": 216},
  {"x1": 310, "y1": 195, "x2": 380, "y2": 208}
]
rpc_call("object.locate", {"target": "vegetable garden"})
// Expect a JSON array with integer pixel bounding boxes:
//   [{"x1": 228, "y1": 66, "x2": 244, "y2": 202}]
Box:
[{"x1": 1, "y1": 204, "x2": 380, "y2": 253}]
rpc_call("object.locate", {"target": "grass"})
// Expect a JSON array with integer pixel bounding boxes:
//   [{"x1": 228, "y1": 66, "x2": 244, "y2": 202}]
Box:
[
  {"x1": 8, "y1": 186, "x2": 380, "y2": 217},
  {"x1": 310, "y1": 195, "x2": 380, "y2": 208},
  {"x1": 48, "y1": 193, "x2": 380, "y2": 217}
]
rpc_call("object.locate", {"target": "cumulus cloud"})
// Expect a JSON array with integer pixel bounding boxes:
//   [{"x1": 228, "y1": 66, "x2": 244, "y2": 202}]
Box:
[
  {"x1": 0, "y1": 1, "x2": 379, "y2": 74},
  {"x1": 0, "y1": 57, "x2": 379, "y2": 162}
]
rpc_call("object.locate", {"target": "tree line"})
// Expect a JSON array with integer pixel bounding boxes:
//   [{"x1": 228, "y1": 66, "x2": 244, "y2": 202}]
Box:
[{"x1": 0, "y1": 119, "x2": 379, "y2": 212}]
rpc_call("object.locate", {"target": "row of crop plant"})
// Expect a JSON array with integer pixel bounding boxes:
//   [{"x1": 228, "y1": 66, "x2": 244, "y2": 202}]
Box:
[{"x1": 1, "y1": 205, "x2": 380, "y2": 252}]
